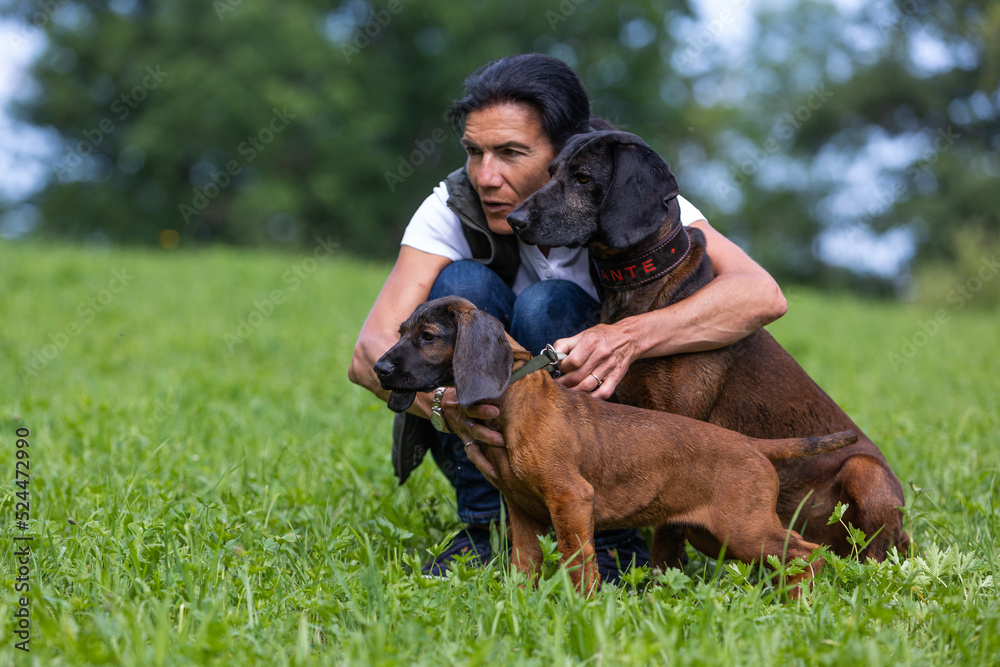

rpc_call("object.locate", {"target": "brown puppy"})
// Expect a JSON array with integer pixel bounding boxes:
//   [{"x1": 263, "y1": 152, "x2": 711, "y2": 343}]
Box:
[
  {"x1": 374, "y1": 296, "x2": 858, "y2": 596},
  {"x1": 507, "y1": 130, "x2": 909, "y2": 565}
]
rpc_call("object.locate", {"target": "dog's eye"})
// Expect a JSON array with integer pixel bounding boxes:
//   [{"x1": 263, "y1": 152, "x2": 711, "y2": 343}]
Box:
[
  {"x1": 420, "y1": 331, "x2": 436, "y2": 342},
  {"x1": 577, "y1": 174, "x2": 592, "y2": 184}
]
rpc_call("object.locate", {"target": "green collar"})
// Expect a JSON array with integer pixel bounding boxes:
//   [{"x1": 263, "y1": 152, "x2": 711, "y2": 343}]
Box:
[{"x1": 508, "y1": 344, "x2": 565, "y2": 385}]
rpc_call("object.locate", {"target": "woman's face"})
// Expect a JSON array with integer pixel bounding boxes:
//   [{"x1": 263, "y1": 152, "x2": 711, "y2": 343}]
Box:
[{"x1": 462, "y1": 102, "x2": 558, "y2": 235}]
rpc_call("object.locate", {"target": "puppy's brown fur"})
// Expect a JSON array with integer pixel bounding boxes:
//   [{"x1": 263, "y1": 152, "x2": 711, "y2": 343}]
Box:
[
  {"x1": 375, "y1": 296, "x2": 858, "y2": 596},
  {"x1": 508, "y1": 130, "x2": 909, "y2": 564}
]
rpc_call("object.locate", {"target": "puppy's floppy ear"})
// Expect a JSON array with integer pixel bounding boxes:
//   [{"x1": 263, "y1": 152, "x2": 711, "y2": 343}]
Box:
[
  {"x1": 598, "y1": 133, "x2": 680, "y2": 249},
  {"x1": 452, "y1": 307, "x2": 512, "y2": 408},
  {"x1": 386, "y1": 390, "x2": 416, "y2": 413}
]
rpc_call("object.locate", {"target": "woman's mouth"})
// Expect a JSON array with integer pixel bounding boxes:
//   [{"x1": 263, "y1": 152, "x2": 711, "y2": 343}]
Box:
[{"x1": 482, "y1": 201, "x2": 510, "y2": 214}]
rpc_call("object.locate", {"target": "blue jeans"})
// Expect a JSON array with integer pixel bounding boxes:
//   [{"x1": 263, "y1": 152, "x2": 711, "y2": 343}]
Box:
[{"x1": 428, "y1": 260, "x2": 640, "y2": 551}]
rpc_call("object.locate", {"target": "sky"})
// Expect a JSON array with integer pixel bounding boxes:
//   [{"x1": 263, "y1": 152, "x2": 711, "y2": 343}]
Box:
[
  {"x1": 0, "y1": 17, "x2": 52, "y2": 203},
  {"x1": 0, "y1": 0, "x2": 941, "y2": 276}
]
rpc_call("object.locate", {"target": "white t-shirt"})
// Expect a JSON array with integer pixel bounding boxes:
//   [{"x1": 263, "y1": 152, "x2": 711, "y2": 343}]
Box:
[{"x1": 401, "y1": 180, "x2": 707, "y2": 302}]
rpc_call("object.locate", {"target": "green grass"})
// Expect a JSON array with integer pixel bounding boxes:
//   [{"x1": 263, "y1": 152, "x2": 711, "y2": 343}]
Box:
[{"x1": 1, "y1": 241, "x2": 998, "y2": 665}]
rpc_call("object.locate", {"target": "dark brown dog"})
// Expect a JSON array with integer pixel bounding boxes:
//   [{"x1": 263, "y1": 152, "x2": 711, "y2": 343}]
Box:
[
  {"x1": 507, "y1": 130, "x2": 909, "y2": 565},
  {"x1": 374, "y1": 296, "x2": 859, "y2": 595}
]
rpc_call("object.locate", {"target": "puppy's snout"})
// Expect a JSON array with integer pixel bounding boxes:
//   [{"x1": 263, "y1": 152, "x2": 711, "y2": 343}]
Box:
[{"x1": 373, "y1": 358, "x2": 394, "y2": 380}]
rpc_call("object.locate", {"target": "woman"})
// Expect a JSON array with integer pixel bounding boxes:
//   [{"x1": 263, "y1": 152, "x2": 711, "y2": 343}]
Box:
[{"x1": 349, "y1": 54, "x2": 787, "y2": 581}]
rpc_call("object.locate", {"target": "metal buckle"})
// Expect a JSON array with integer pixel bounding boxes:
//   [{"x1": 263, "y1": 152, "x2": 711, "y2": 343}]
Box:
[{"x1": 541, "y1": 344, "x2": 566, "y2": 377}]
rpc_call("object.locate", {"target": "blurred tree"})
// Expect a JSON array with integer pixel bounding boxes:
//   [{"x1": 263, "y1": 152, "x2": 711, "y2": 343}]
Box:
[
  {"x1": 669, "y1": 0, "x2": 998, "y2": 293},
  {"x1": 841, "y1": 0, "x2": 998, "y2": 264},
  {"x1": 1, "y1": 0, "x2": 694, "y2": 257},
  {"x1": 4, "y1": 0, "x2": 995, "y2": 296}
]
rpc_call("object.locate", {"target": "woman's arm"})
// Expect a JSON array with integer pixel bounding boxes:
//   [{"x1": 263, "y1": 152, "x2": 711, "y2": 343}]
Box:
[
  {"x1": 553, "y1": 218, "x2": 788, "y2": 399},
  {"x1": 349, "y1": 244, "x2": 451, "y2": 405}
]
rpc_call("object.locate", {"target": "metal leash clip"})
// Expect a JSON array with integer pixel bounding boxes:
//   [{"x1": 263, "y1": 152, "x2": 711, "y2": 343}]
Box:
[{"x1": 541, "y1": 344, "x2": 566, "y2": 377}]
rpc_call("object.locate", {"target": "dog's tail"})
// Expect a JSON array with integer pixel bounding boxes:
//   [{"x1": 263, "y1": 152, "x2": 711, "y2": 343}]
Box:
[{"x1": 755, "y1": 430, "x2": 858, "y2": 463}]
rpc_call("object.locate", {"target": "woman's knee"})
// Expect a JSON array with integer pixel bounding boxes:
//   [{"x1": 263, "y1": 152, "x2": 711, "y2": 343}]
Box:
[
  {"x1": 431, "y1": 261, "x2": 489, "y2": 299},
  {"x1": 513, "y1": 280, "x2": 586, "y2": 319},
  {"x1": 429, "y1": 260, "x2": 514, "y2": 324},
  {"x1": 513, "y1": 280, "x2": 599, "y2": 326},
  {"x1": 511, "y1": 280, "x2": 599, "y2": 349}
]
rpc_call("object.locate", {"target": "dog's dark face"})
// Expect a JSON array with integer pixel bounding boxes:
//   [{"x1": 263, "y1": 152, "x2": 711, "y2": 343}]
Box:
[
  {"x1": 373, "y1": 298, "x2": 462, "y2": 412},
  {"x1": 373, "y1": 296, "x2": 513, "y2": 412},
  {"x1": 507, "y1": 130, "x2": 680, "y2": 251}
]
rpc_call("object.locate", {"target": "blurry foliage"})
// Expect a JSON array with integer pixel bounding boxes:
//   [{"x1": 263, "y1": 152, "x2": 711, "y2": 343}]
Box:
[
  {"x1": 1, "y1": 0, "x2": 694, "y2": 257},
  {"x1": 1, "y1": 0, "x2": 998, "y2": 295},
  {"x1": 911, "y1": 225, "x2": 1000, "y2": 310},
  {"x1": 684, "y1": 0, "x2": 1000, "y2": 292}
]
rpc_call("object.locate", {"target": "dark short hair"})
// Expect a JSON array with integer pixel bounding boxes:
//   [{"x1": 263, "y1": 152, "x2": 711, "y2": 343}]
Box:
[{"x1": 447, "y1": 54, "x2": 593, "y2": 153}]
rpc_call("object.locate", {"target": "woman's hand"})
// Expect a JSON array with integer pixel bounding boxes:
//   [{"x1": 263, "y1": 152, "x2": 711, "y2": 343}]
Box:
[
  {"x1": 438, "y1": 387, "x2": 504, "y2": 479},
  {"x1": 550, "y1": 220, "x2": 788, "y2": 401},
  {"x1": 552, "y1": 322, "x2": 637, "y2": 401}
]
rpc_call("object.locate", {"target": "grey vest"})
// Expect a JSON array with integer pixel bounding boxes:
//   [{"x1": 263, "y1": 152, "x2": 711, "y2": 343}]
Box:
[{"x1": 390, "y1": 167, "x2": 520, "y2": 484}]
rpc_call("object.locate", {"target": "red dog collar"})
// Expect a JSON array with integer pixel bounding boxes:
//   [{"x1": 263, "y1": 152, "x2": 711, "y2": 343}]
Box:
[{"x1": 592, "y1": 224, "x2": 691, "y2": 290}]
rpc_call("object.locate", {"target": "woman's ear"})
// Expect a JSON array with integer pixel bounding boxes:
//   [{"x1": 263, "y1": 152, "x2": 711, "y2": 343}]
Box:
[{"x1": 452, "y1": 308, "x2": 512, "y2": 407}]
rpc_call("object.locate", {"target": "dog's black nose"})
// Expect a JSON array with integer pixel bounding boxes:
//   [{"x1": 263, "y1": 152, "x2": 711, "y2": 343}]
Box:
[
  {"x1": 373, "y1": 359, "x2": 393, "y2": 379},
  {"x1": 507, "y1": 209, "x2": 528, "y2": 233}
]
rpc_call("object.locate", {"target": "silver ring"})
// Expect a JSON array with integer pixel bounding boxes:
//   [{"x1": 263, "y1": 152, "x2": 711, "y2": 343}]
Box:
[{"x1": 590, "y1": 373, "x2": 603, "y2": 391}]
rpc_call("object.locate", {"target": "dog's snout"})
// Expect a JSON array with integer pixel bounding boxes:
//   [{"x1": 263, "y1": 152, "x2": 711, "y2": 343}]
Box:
[
  {"x1": 507, "y1": 208, "x2": 528, "y2": 232},
  {"x1": 373, "y1": 358, "x2": 394, "y2": 379}
]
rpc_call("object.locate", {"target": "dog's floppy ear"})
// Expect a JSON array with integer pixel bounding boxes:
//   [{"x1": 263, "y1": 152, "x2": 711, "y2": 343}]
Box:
[
  {"x1": 452, "y1": 307, "x2": 512, "y2": 408},
  {"x1": 598, "y1": 133, "x2": 680, "y2": 249},
  {"x1": 386, "y1": 390, "x2": 416, "y2": 413}
]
